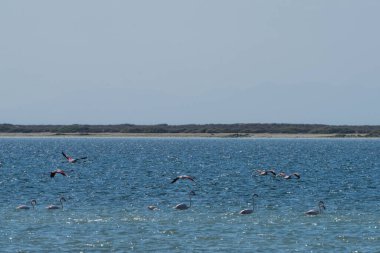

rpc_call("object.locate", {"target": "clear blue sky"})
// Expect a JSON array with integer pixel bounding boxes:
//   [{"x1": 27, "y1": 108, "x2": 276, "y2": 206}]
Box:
[{"x1": 1, "y1": 0, "x2": 379, "y2": 125}]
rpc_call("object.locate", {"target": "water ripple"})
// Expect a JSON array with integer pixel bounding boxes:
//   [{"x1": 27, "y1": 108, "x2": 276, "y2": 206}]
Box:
[{"x1": 0, "y1": 138, "x2": 379, "y2": 252}]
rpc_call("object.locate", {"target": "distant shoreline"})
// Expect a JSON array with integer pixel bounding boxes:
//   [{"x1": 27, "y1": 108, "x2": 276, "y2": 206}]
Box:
[
  {"x1": 0, "y1": 132, "x2": 372, "y2": 138},
  {"x1": 1, "y1": 123, "x2": 380, "y2": 137}
]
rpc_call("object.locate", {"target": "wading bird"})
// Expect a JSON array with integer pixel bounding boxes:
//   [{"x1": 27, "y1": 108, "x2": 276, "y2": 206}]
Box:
[
  {"x1": 50, "y1": 169, "x2": 67, "y2": 178},
  {"x1": 174, "y1": 191, "x2": 196, "y2": 210},
  {"x1": 171, "y1": 175, "x2": 195, "y2": 184},
  {"x1": 240, "y1": 194, "x2": 259, "y2": 215},
  {"x1": 305, "y1": 201, "x2": 326, "y2": 215},
  {"x1": 62, "y1": 152, "x2": 87, "y2": 163},
  {"x1": 16, "y1": 199, "x2": 37, "y2": 210},
  {"x1": 46, "y1": 196, "x2": 67, "y2": 210},
  {"x1": 148, "y1": 205, "x2": 159, "y2": 211}
]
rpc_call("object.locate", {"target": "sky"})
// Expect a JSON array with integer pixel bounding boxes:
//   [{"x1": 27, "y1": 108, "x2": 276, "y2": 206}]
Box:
[{"x1": 1, "y1": 0, "x2": 379, "y2": 125}]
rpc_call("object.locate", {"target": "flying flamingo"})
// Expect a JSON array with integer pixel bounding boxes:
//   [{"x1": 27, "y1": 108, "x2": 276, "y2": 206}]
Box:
[
  {"x1": 46, "y1": 196, "x2": 67, "y2": 210},
  {"x1": 171, "y1": 175, "x2": 195, "y2": 184},
  {"x1": 240, "y1": 194, "x2": 259, "y2": 215},
  {"x1": 256, "y1": 169, "x2": 277, "y2": 176},
  {"x1": 50, "y1": 169, "x2": 67, "y2": 178},
  {"x1": 62, "y1": 152, "x2": 87, "y2": 163},
  {"x1": 278, "y1": 172, "x2": 290, "y2": 179},
  {"x1": 16, "y1": 199, "x2": 37, "y2": 210},
  {"x1": 174, "y1": 190, "x2": 196, "y2": 210},
  {"x1": 305, "y1": 201, "x2": 326, "y2": 215},
  {"x1": 256, "y1": 170, "x2": 267, "y2": 176},
  {"x1": 278, "y1": 172, "x2": 301, "y2": 179}
]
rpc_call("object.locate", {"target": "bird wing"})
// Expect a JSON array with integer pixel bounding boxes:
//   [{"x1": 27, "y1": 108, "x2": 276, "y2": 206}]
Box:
[
  {"x1": 171, "y1": 177, "x2": 179, "y2": 184},
  {"x1": 62, "y1": 152, "x2": 69, "y2": 160},
  {"x1": 57, "y1": 169, "x2": 67, "y2": 176},
  {"x1": 78, "y1": 157, "x2": 87, "y2": 160},
  {"x1": 51, "y1": 169, "x2": 67, "y2": 177}
]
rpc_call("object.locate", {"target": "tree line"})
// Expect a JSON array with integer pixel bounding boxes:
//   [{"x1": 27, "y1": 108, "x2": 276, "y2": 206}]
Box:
[{"x1": 1, "y1": 123, "x2": 380, "y2": 136}]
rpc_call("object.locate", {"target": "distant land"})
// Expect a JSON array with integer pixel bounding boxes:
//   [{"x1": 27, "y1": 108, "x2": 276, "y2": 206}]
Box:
[{"x1": 1, "y1": 123, "x2": 380, "y2": 138}]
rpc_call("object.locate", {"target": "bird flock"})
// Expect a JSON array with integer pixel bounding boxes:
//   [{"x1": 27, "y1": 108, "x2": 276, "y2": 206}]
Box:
[
  {"x1": 13, "y1": 152, "x2": 325, "y2": 216},
  {"x1": 15, "y1": 151, "x2": 86, "y2": 211},
  {"x1": 255, "y1": 169, "x2": 300, "y2": 180},
  {"x1": 158, "y1": 170, "x2": 324, "y2": 216}
]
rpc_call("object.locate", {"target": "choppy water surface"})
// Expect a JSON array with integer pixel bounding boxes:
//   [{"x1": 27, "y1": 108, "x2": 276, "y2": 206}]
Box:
[{"x1": 0, "y1": 137, "x2": 379, "y2": 252}]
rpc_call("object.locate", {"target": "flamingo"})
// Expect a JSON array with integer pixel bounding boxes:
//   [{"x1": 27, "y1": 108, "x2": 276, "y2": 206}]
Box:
[
  {"x1": 50, "y1": 169, "x2": 67, "y2": 178},
  {"x1": 257, "y1": 170, "x2": 268, "y2": 176},
  {"x1": 278, "y1": 172, "x2": 301, "y2": 179},
  {"x1": 278, "y1": 172, "x2": 292, "y2": 179},
  {"x1": 62, "y1": 152, "x2": 87, "y2": 163},
  {"x1": 256, "y1": 169, "x2": 276, "y2": 176},
  {"x1": 240, "y1": 194, "x2": 259, "y2": 215},
  {"x1": 171, "y1": 175, "x2": 195, "y2": 184},
  {"x1": 305, "y1": 201, "x2": 326, "y2": 215},
  {"x1": 46, "y1": 196, "x2": 67, "y2": 210},
  {"x1": 148, "y1": 205, "x2": 159, "y2": 211},
  {"x1": 16, "y1": 199, "x2": 37, "y2": 210},
  {"x1": 174, "y1": 191, "x2": 196, "y2": 210}
]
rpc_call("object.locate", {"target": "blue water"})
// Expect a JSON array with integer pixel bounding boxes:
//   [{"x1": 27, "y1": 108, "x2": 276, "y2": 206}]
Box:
[{"x1": 0, "y1": 137, "x2": 379, "y2": 252}]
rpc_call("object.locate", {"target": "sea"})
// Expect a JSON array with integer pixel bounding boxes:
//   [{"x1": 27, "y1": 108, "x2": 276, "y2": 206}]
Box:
[{"x1": 0, "y1": 137, "x2": 379, "y2": 252}]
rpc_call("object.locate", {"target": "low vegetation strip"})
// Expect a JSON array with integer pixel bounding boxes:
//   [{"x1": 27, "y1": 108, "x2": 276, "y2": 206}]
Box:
[{"x1": 1, "y1": 123, "x2": 380, "y2": 137}]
